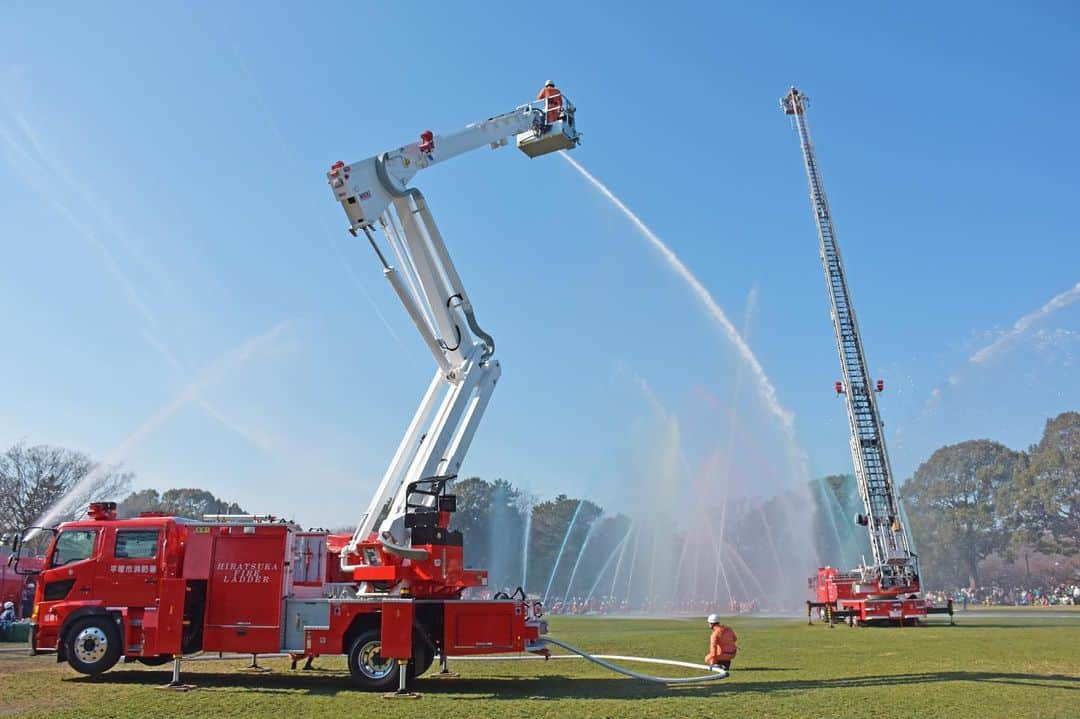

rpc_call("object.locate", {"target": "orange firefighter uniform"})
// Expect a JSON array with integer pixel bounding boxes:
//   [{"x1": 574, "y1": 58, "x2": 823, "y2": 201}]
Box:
[
  {"x1": 537, "y1": 83, "x2": 563, "y2": 124},
  {"x1": 704, "y1": 623, "x2": 737, "y2": 669}
]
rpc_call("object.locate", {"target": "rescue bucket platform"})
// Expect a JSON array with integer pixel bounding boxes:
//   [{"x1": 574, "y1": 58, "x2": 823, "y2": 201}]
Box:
[{"x1": 516, "y1": 98, "x2": 580, "y2": 158}]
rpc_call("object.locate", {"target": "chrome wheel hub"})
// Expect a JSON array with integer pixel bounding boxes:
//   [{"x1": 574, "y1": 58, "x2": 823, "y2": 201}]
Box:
[
  {"x1": 73, "y1": 626, "x2": 108, "y2": 665},
  {"x1": 357, "y1": 640, "x2": 394, "y2": 680}
]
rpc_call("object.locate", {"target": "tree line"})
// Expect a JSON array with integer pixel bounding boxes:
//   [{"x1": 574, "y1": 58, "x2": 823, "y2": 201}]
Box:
[
  {"x1": 3, "y1": 410, "x2": 1076, "y2": 597},
  {"x1": 0, "y1": 443, "x2": 243, "y2": 546},
  {"x1": 901, "y1": 411, "x2": 1079, "y2": 589}
]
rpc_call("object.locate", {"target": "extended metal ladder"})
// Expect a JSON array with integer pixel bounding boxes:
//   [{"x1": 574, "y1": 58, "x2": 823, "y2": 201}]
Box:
[{"x1": 781, "y1": 87, "x2": 912, "y2": 577}]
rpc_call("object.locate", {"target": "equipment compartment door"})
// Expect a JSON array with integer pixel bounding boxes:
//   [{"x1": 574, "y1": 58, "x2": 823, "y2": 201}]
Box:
[
  {"x1": 203, "y1": 533, "x2": 286, "y2": 654},
  {"x1": 443, "y1": 601, "x2": 525, "y2": 655}
]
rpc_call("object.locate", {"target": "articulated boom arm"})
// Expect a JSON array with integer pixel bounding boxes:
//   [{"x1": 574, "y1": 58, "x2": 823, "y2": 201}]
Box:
[
  {"x1": 781, "y1": 88, "x2": 915, "y2": 588},
  {"x1": 328, "y1": 93, "x2": 579, "y2": 581},
  {"x1": 329, "y1": 98, "x2": 578, "y2": 235}
]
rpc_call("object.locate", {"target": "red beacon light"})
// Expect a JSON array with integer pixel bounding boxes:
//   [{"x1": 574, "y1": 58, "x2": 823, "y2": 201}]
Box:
[
  {"x1": 834, "y1": 381, "x2": 844, "y2": 394},
  {"x1": 419, "y1": 130, "x2": 435, "y2": 155},
  {"x1": 876, "y1": 379, "x2": 885, "y2": 393},
  {"x1": 329, "y1": 160, "x2": 345, "y2": 178},
  {"x1": 88, "y1": 502, "x2": 118, "y2": 521}
]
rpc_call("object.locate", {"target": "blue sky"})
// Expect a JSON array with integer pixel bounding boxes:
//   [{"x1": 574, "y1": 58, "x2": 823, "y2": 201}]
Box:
[{"x1": 1, "y1": 2, "x2": 1077, "y2": 529}]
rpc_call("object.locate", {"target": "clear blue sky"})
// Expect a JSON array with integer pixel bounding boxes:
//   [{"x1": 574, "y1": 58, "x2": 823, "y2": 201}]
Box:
[{"x1": 2, "y1": 2, "x2": 1077, "y2": 529}]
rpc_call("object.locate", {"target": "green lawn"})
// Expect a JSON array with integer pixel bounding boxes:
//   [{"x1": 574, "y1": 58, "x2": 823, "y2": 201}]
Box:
[{"x1": 1, "y1": 614, "x2": 1077, "y2": 718}]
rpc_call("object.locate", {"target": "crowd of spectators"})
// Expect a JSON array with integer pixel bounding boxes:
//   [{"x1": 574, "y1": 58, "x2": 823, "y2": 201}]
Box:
[{"x1": 925, "y1": 583, "x2": 1080, "y2": 608}]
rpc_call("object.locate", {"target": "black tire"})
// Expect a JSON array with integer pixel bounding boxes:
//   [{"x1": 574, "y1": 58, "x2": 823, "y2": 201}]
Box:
[
  {"x1": 412, "y1": 641, "x2": 434, "y2": 678},
  {"x1": 65, "y1": 616, "x2": 121, "y2": 676},
  {"x1": 136, "y1": 655, "x2": 173, "y2": 667},
  {"x1": 346, "y1": 629, "x2": 430, "y2": 690},
  {"x1": 347, "y1": 629, "x2": 399, "y2": 691}
]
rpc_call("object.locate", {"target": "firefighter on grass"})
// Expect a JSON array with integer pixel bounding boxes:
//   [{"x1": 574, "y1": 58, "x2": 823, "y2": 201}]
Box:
[{"x1": 704, "y1": 614, "x2": 738, "y2": 670}]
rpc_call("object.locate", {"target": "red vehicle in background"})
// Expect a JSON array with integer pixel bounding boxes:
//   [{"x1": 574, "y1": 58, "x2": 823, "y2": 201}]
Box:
[
  {"x1": 781, "y1": 88, "x2": 952, "y2": 627},
  {"x1": 808, "y1": 566, "x2": 952, "y2": 625},
  {"x1": 2, "y1": 546, "x2": 42, "y2": 619}
]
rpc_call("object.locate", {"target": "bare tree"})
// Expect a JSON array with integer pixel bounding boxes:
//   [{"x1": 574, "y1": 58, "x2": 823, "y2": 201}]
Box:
[{"x1": 0, "y1": 443, "x2": 133, "y2": 536}]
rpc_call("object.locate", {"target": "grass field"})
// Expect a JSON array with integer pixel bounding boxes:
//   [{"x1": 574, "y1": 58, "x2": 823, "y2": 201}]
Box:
[{"x1": 1, "y1": 614, "x2": 1077, "y2": 718}]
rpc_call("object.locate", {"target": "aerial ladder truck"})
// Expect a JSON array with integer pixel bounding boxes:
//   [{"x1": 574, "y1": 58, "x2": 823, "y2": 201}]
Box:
[
  {"x1": 781, "y1": 87, "x2": 952, "y2": 626},
  {"x1": 9, "y1": 91, "x2": 582, "y2": 692}
]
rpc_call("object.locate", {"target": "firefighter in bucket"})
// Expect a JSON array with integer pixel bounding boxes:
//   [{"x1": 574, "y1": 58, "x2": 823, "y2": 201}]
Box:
[{"x1": 537, "y1": 80, "x2": 563, "y2": 125}]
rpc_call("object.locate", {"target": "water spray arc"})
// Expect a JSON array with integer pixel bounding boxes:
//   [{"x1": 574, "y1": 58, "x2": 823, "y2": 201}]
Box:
[
  {"x1": 608, "y1": 521, "x2": 635, "y2": 600},
  {"x1": 559, "y1": 152, "x2": 796, "y2": 437},
  {"x1": 543, "y1": 499, "x2": 585, "y2": 605},
  {"x1": 521, "y1": 501, "x2": 534, "y2": 589},
  {"x1": 562, "y1": 513, "x2": 603, "y2": 604},
  {"x1": 585, "y1": 524, "x2": 633, "y2": 604}
]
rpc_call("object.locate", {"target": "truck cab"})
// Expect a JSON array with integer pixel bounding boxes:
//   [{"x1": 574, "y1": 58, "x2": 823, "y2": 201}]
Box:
[{"x1": 31, "y1": 503, "x2": 190, "y2": 673}]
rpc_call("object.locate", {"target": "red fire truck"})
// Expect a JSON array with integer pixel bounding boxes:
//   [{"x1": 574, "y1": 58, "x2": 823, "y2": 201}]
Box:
[
  {"x1": 809, "y1": 566, "x2": 951, "y2": 625},
  {"x1": 9, "y1": 90, "x2": 581, "y2": 691},
  {"x1": 16, "y1": 498, "x2": 541, "y2": 690},
  {"x1": 781, "y1": 88, "x2": 951, "y2": 627}
]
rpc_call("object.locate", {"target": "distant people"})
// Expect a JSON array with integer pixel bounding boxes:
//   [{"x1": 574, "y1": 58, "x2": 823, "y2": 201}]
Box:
[
  {"x1": 21, "y1": 581, "x2": 35, "y2": 619},
  {"x1": 704, "y1": 614, "x2": 738, "y2": 671},
  {"x1": 0, "y1": 601, "x2": 15, "y2": 634},
  {"x1": 537, "y1": 80, "x2": 563, "y2": 124}
]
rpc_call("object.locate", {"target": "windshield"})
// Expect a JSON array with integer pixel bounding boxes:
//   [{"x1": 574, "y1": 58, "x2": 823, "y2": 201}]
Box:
[{"x1": 50, "y1": 529, "x2": 97, "y2": 567}]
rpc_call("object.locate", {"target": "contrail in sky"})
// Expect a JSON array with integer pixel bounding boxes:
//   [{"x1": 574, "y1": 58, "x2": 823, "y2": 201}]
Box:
[
  {"x1": 0, "y1": 107, "x2": 282, "y2": 456},
  {"x1": 142, "y1": 330, "x2": 275, "y2": 453},
  {"x1": 27, "y1": 321, "x2": 289, "y2": 538},
  {"x1": 970, "y1": 282, "x2": 1080, "y2": 364},
  {"x1": 0, "y1": 121, "x2": 157, "y2": 327},
  {"x1": 560, "y1": 151, "x2": 796, "y2": 434}
]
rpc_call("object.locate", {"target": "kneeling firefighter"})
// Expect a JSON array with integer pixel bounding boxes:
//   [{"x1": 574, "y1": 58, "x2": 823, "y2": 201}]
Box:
[{"x1": 704, "y1": 614, "x2": 737, "y2": 670}]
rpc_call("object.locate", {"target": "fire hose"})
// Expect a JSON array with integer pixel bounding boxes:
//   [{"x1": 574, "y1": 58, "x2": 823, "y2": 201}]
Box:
[{"x1": 453, "y1": 636, "x2": 729, "y2": 686}]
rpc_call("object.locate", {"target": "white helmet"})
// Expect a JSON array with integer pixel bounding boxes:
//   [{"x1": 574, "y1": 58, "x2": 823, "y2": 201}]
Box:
[
  {"x1": 3, "y1": 601, "x2": 13, "y2": 610},
  {"x1": 707, "y1": 613, "x2": 720, "y2": 625},
  {"x1": 545, "y1": 80, "x2": 555, "y2": 87}
]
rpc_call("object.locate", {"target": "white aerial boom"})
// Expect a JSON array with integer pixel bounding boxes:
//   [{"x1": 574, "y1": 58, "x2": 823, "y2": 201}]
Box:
[{"x1": 328, "y1": 93, "x2": 579, "y2": 576}]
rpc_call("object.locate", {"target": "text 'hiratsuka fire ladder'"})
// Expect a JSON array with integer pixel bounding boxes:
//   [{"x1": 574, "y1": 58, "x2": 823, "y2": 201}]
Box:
[{"x1": 781, "y1": 87, "x2": 917, "y2": 591}]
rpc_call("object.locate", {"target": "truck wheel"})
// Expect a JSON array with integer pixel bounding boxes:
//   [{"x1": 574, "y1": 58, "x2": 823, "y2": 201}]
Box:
[
  {"x1": 412, "y1": 641, "x2": 434, "y2": 678},
  {"x1": 347, "y1": 629, "x2": 399, "y2": 691},
  {"x1": 66, "y1": 617, "x2": 121, "y2": 676}
]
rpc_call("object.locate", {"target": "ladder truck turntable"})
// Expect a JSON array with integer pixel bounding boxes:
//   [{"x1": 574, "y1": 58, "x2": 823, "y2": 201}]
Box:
[
  {"x1": 780, "y1": 87, "x2": 952, "y2": 627},
  {"x1": 7, "y1": 92, "x2": 581, "y2": 691}
]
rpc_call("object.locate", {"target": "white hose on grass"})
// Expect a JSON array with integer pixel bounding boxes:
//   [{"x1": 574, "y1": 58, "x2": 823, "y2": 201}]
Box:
[{"x1": 455, "y1": 636, "x2": 728, "y2": 686}]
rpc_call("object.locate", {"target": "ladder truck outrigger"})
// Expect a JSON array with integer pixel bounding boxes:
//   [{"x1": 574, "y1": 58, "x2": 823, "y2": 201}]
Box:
[
  {"x1": 781, "y1": 87, "x2": 952, "y2": 626},
  {"x1": 7, "y1": 91, "x2": 583, "y2": 693}
]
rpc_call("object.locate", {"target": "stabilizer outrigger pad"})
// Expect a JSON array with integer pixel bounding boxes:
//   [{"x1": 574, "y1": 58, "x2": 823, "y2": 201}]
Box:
[{"x1": 156, "y1": 656, "x2": 197, "y2": 691}]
